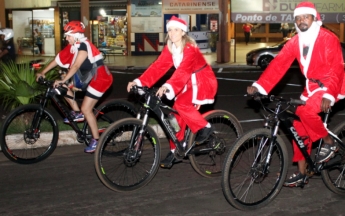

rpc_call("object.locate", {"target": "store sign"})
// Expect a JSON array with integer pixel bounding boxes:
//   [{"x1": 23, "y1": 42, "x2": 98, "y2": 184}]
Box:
[
  {"x1": 162, "y1": 0, "x2": 219, "y2": 13},
  {"x1": 231, "y1": 0, "x2": 345, "y2": 23}
]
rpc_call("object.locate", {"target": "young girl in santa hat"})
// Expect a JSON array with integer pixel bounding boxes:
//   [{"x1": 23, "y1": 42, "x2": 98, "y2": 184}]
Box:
[
  {"x1": 127, "y1": 16, "x2": 218, "y2": 168},
  {"x1": 36, "y1": 21, "x2": 113, "y2": 153}
]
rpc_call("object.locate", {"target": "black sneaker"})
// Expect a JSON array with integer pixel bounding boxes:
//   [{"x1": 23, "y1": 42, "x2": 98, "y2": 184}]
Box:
[
  {"x1": 284, "y1": 172, "x2": 307, "y2": 187},
  {"x1": 160, "y1": 151, "x2": 181, "y2": 169},
  {"x1": 195, "y1": 126, "x2": 214, "y2": 144},
  {"x1": 316, "y1": 142, "x2": 338, "y2": 163}
]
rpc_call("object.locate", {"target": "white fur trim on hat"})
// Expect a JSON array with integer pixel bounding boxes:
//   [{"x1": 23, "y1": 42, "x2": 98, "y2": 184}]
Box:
[
  {"x1": 166, "y1": 20, "x2": 188, "y2": 32},
  {"x1": 294, "y1": 7, "x2": 316, "y2": 17},
  {"x1": 65, "y1": 32, "x2": 85, "y2": 40}
]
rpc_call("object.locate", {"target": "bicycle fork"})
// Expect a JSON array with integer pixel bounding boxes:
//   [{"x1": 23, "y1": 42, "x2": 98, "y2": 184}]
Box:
[{"x1": 124, "y1": 108, "x2": 149, "y2": 165}]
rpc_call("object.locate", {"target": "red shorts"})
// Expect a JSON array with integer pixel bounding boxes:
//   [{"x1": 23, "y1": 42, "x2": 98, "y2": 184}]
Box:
[{"x1": 87, "y1": 65, "x2": 113, "y2": 99}]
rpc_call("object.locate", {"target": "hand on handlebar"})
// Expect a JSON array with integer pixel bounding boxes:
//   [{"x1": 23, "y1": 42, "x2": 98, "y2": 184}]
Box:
[
  {"x1": 35, "y1": 73, "x2": 45, "y2": 82},
  {"x1": 247, "y1": 86, "x2": 258, "y2": 95},
  {"x1": 53, "y1": 80, "x2": 64, "y2": 88},
  {"x1": 156, "y1": 86, "x2": 168, "y2": 98},
  {"x1": 321, "y1": 98, "x2": 332, "y2": 113},
  {"x1": 127, "y1": 81, "x2": 137, "y2": 92}
]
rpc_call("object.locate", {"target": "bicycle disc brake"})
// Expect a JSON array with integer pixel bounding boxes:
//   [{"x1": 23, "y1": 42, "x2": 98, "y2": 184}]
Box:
[
  {"x1": 24, "y1": 129, "x2": 40, "y2": 144},
  {"x1": 123, "y1": 134, "x2": 143, "y2": 167}
]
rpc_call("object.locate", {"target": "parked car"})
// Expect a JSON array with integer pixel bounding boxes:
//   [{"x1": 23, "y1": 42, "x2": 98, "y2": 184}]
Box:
[
  {"x1": 246, "y1": 39, "x2": 345, "y2": 69},
  {"x1": 246, "y1": 39, "x2": 292, "y2": 69}
]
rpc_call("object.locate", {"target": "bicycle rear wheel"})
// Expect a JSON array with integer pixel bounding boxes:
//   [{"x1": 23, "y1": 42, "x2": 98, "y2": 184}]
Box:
[
  {"x1": 221, "y1": 128, "x2": 288, "y2": 210},
  {"x1": 321, "y1": 122, "x2": 345, "y2": 195},
  {"x1": 0, "y1": 104, "x2": 59, "y2": 164},
  {"x1": 94, "y1": 118, "x2": 161, "y2": 192},
  {"x1": 81, "y1": 99, "x2": 137, "y2": 144},
  {"x1": 188, "y1": 110, "x2": 243, "y2": 177}
]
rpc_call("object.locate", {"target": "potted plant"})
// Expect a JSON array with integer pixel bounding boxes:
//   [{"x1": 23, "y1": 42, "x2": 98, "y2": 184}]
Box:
[{"x1": 207, "y1": 32, "x2": 218, "y2": 52}]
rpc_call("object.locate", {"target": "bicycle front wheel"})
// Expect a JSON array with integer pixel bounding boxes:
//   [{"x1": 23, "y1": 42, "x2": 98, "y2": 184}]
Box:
[
  {"x1": 94, "y1": 118, "x2": 161, "y2": 192},
  {"x1": 188, "y1": 110, "x2": 243, "y2": 177},
  {"x1": 321, "y1": 122, "x2": 345, "y2": 195},
  {"x1": 221, "y1": 128, "x2": 288, "y2": 210},
  {"x1": 0, "y1": 104, "x2": 59, "y2": 164}
]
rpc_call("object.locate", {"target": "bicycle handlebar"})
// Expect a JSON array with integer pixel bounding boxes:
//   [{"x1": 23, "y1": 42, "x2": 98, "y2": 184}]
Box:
[
  {"x1": 37, "y1": 76, "x2": 54, "y2": 86},
  {"x1": 247, "y1": 92, "x2": 306, "y2": 106}
]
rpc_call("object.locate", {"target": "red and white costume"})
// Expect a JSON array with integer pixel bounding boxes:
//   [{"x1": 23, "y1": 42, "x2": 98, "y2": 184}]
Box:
[
  {"x1": 55, "y1": 38, "x2": 112, "y2": 98},
  {"x1": 134, "y1": 43, "x2": 218, "y2": 149},
  {"x1": 253, "y1": 24, "x2": 344, "y2": 162}
]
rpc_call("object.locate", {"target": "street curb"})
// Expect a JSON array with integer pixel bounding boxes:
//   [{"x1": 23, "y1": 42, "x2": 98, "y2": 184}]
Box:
[{"x1": 2, "y1": 125, "x2": 167, "y2": 150}]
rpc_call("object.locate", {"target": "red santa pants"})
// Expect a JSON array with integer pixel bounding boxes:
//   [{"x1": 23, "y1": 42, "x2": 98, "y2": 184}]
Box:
[
  {"x1": 292, "y1": 91, "x2": 328, "y2": 162},
  {"x1": 169, "y1": 89, "x2": 208, "y2": 150}
]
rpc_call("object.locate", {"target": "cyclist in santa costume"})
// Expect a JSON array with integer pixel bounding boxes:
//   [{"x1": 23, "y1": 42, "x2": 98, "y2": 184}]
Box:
[
  {"x1": 127, "y1": 16, "x2": 218, "y2": 168},
  {"x1": 36, "y1": 21, "x2": 113, "y2": 153},
  {"x1": 247, "y1": 1, "x2": 345, "y2": 186}
]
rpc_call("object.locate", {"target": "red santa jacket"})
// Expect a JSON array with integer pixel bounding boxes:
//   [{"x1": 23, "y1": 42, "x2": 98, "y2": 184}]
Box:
[
  {"x1": 55, "y1": 39, "x2": 103, "y2": 69},
  {"x1": 135, "y1": 44, "x2": 217, "y2": 105},
  {"x1": 253, "y1": 27, "x2": 345, "y2": 105}
]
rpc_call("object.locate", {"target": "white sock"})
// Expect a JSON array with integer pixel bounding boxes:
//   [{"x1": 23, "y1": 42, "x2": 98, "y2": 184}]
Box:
[
  {"x1": 171, "y1": 149, "x2": 175, "y2": 153},
  {"x1": 205, "y1": 123, "x2": 211, "y2": 128}
]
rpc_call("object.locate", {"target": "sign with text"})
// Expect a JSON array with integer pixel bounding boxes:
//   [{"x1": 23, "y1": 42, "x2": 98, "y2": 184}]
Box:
[
  {"x1": 162, "y1": 0, "x2": 219, "y2": 13},
  {"x1": 231, "y1": 0, "x2": 345, "y2": 23}
]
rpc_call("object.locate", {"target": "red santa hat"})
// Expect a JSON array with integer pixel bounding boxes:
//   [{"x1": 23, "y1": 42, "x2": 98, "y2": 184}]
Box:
[
  {"x1": 166, "y1": 16, "x2": 188, "y2": 32},
  {"x1": 293, "y1": 1, "x2": 322, "y2": 26}
]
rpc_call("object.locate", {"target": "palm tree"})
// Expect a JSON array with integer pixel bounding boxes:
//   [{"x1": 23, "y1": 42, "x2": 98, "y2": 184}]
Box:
[{"x1": 0, "y1": 59, "x2": 59, "y2": 111}]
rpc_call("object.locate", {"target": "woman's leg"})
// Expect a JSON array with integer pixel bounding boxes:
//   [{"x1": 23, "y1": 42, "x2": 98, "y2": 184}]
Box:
[{"x1": 81, "y1": 96, "x2": 99, "y2": 139}]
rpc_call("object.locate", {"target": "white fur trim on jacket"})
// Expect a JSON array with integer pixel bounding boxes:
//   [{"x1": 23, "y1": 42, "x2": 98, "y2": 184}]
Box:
[
  {"x1": 323, "y1": 93, "x2": 335, "y2": 106},
  {"x1": 163, "y1": 83, "x2": 175, "y2": 100},
  {"x1": 190, "y1": 73, "x2": 214, "y2": 105},
  {"x1": 252, "y1": 82, "x2": 268, "y2": 95}
]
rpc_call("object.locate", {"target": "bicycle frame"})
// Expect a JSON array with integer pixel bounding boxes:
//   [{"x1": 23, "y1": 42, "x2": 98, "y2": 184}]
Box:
[
  {"x1": 261, "y1": 96, "x2": 344, "y2": 176},
  {"x1": 35, "y1": 79, "x2": 94, "y2": 143},
  {"x1": 131, "y1": 87, "x2": 192, "y2": 156}
]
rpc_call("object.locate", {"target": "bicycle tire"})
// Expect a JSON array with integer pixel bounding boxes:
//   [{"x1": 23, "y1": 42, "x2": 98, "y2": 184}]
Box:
[
  {"x1": 0, "y1": 104, "x2": 59, "y2": 164},
  {"x1": 321, "y1": 122, "x2": 345, "y2": 195},
  {"x1": 187, "y1": 110, "x2": 243, "y2": 178},
  {"x1": 94, "y1": 118, "x2": 161, "y2": 192},
  {"x1": 82, "y1": 99, "x2": 137, "y2": 144},
  {"x1": 221, "y1": 128, "x2": 289, "y2": 210}
]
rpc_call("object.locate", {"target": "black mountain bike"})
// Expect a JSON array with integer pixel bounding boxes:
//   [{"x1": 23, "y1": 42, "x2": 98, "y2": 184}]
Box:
[
  {"x1": 94, "y1": 86, "x2": 243, "y2": 192},
  {"x1": 0, "y1": 77, "x2": 137, "y2": 164},
  {"x1": 221, "y1": 94, "x2": 345, "y2": 210}
]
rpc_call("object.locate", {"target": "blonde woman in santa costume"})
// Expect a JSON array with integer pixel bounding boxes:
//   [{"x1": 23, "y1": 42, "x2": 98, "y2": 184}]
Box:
[
  {"x1": 127, "y1": 16, "x2": 218, "y2": 168},
  {"x1": 247, "y1": 1, "x2": 345, "y2": 186},
  {"x1": 36, "y1": 21, "x2": 113, "y2": 153}
]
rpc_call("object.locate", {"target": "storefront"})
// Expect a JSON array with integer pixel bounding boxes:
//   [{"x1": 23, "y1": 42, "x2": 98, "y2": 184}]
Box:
[
  {"x1": 58, "y1": 1, "x2": 128, "y2": 55},
  {"x1": 7, "y1": 8, "x2": 56, "y2": 56}
]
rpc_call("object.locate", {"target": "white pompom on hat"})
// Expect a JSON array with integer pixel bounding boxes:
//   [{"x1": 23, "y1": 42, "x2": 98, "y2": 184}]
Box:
[
  {"x1": 166, "y1": 16, "x2": 188, "y2": 32},
  {"x1": 293, "y1": 1, "x2": 322, "y2": 26}
]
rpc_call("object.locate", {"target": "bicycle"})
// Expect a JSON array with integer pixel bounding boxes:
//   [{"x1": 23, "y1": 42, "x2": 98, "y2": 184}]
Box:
[
  {"x1": 0, "y1": 77, "x2": 137, "y2": 164},
  {"x1": 221, "y1": 93, "x2": 345, "y2": 210},
  {"x1": 94, "y1": 86, "x2": 243, "y2": 192}
]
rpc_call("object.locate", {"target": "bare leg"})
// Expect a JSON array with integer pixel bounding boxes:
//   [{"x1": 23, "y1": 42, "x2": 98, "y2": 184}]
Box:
[
  {"x1": 323, "y1": 134, "x2": 334, "y2": 145},
  {"x1": 298, "y1": 160, "x2": 307, "y2": 175},
  {"x1": 64, "y1": 88, "x2": 80, "y2": 111},
  {"x1": 81, "y1": 96, "x2": 99, "y2": 139}
]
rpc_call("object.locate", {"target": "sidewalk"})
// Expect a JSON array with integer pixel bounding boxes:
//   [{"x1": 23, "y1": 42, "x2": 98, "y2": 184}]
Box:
[{"x1": 16, "y1": 42, "x2": 276, "y2": 70}]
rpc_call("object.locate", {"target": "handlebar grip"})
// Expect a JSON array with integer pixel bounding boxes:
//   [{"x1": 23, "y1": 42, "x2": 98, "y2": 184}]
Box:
[{"x1": 289, "y1": 99, "x2": 306, "y2": 106}]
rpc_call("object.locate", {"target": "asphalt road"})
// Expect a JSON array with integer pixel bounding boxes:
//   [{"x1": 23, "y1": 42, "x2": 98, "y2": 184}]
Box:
[{"x1": 1, "y1": 67, "x2": 345, "y2": 215}]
